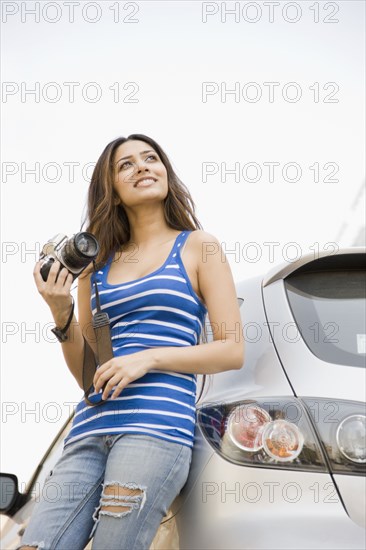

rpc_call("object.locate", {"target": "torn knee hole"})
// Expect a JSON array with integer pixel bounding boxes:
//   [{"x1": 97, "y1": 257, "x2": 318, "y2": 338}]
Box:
[
  {"x1": 90, "y1": 483, "x2": 147, "y2": 537},
  {"x1": 100, "y1": 482, "x2": 147, "y2": 515}
]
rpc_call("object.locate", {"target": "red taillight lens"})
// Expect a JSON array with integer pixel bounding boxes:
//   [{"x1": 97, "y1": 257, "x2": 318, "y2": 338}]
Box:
[{"x1": 227, "y1": 405, "x2": 271, "y2": 452}]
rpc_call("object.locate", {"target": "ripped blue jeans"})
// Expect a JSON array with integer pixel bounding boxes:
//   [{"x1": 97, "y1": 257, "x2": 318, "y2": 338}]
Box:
[{"x1": 18, "y1": 433, "x2": 192, "y2": 550}]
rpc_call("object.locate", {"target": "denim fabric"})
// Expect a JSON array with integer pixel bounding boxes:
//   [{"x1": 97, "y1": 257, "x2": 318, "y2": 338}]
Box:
[{"x1": 19, "y1": 434, "x2": 192, "y2": 550}]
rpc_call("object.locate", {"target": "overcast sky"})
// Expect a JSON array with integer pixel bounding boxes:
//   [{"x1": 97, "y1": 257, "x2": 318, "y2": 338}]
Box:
[{"x1": 1, "y1": 0, "x2": 365, "y2": 486}]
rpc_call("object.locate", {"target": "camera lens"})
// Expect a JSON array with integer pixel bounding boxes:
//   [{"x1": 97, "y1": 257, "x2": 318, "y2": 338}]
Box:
[
  {"x1": 61, "y1": 232, "x2": 99, "y2": 271},
  {"x1": 75, "y1": 233, "x2": 99, "y2": 257}
]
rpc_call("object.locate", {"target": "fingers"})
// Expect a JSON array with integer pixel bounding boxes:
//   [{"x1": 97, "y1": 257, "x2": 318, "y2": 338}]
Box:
[
  {"x1": 63, "y1": 271, "x2": 74, "y2": 292},
  {"x1": 110, "y1": 380, "x2": 127, "y2": 400},
  {"x1": 94, "y1": 368, "x2": 112, "y2": 397},
  {"x1": 93, "y1": 359, "x2": 129, "y2": 400},
  {"x1": 94, "y1": 368, "x2": 114, "y2": 394},
  {"x1": 47, "y1": 259, "x2": 66, "y2": 286},
  {"x1": 102, "y1": 373, "x2": 129, "y2": 401},
  {"x1": 56, "y1": 265, "x2": 73, "y2": 288},
  {"x1": 34, "y1": 259, "x2": 74, "y2": 313},
  {"x1": 93, "y1": 359, "x2": 112, "y2": 389},
  {"x1": 33, "y1": 260, "x2": 46, "y2": 290},
  {"x1": 34, "y1": 260, "x2": 72, "y2": 290},
  {"x1": 102, "y1": 374, "x2": 124, "y2": 401}
]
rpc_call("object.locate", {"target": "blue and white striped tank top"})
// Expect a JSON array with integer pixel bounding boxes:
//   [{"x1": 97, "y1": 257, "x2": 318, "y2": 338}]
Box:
[{"x1": 64, "y1": 230, "x2": 207, "y2": 449}]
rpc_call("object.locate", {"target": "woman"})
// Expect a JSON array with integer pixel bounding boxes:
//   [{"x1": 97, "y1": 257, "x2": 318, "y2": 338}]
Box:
[{"x1": 21, "y1": 134, "x2": 244, "y2": 550}]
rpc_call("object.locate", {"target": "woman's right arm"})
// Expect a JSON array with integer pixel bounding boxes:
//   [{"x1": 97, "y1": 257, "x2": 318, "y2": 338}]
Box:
[{"x1": 33, "y1": 259, "x2": 97, "y2": 389}]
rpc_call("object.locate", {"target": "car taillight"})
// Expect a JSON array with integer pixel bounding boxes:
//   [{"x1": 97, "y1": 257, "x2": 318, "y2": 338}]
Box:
[
  {"x1": 227, "y1": 405, "x2": 271, "y2": 452},
  {"x1": 336, "y1": 414, "x2": 366, "y2": 464},
  {"x1": 198, "y1": 398, "x2": 327, "y2": 472},
  {"x1": 302, "y1": 398, "x2": 366, "y2": 475},
  {"x1": 261, "y1": 419, "x2": 304, "y2": 462}
]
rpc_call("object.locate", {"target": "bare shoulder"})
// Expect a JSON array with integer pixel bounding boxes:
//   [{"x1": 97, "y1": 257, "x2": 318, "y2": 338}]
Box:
[
  {"x1": 187, "y1": 230, "x2": 224, "y2": 266},
  {"x1": 190, "y1": 230, "x2": 239, "y2": 329},
  {"x1": 188, "y1": 230, "x2": 220, "y2": 253},
  {"x1": 188, "y1": 229, "x2": 219, "y2": 245}
]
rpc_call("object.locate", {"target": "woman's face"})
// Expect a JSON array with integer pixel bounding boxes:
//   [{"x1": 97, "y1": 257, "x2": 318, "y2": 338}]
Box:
[{"x1": 113, "y1": 140, "x2": 168, "y2": 208}]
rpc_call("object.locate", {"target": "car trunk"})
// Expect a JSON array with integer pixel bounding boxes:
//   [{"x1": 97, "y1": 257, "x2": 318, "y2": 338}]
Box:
[{"x1": 262, "y1": 253, "x2": 366, "y2": 528}]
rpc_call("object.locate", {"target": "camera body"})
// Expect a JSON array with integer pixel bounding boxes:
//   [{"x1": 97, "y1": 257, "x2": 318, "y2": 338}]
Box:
[{"x1": 40, "y1": 232, "x2": 99, "y2": 282}]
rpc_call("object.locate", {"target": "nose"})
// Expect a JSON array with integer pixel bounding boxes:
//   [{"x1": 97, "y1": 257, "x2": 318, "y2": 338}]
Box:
[{"x1": 136, "y1": 157, "x2": 150, "y2": 173}]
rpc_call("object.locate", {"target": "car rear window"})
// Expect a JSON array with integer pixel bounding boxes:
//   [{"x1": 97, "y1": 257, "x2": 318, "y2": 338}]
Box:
[{"x1": 284, "y1": 269, "x2": 366, "y2": 368}]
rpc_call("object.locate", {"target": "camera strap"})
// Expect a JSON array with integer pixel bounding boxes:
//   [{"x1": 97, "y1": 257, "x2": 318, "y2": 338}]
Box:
[{"x1": 82, "y1": 261, "x2": 114, "y2": 406}]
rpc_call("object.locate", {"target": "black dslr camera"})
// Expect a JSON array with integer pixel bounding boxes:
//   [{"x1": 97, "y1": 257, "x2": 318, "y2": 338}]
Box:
[{"x1": 39, "y1": 232, "x2": 99, "y2": 282}]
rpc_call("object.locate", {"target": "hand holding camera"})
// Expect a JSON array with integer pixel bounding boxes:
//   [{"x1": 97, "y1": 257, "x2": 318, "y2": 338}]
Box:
[
  {"x1": 33, "y1": 232, "x2": 99, "y2": 325},
  {"x1": 33, "y1": 259, "x2": 74, "y2": 326}
]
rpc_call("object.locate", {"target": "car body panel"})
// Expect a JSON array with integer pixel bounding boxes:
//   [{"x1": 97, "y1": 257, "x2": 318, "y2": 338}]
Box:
[
  {"x1": 1, "y1": 500, "x2": 35, "y2": 550},
  {"x1": 203, "y1": 275, "x2": 295, "y2": 405},
  {"x1": 333, "y1": 474, "x2": 366, "y2": 529},
  {"x1": 177, "y1": 432, "x2": 366, "y2": 550}
]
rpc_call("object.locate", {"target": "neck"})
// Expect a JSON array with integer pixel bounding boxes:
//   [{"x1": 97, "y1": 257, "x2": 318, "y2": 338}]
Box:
[{"x1": 124, "y1": 203, "x2": 175, "y2": 246}]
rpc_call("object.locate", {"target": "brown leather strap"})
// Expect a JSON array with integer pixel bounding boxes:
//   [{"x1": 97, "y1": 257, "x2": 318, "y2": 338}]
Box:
[
  {"x1": 83, "y1": 261, "x2": 114, "y2": 406},
  {"x1": 95, "y1": 324, "x2": 114, "y2": 365},
  {"x1": 83, "y1": 324, "x2": 114, "y2": 406},
  {"x1": 82, "y1": 337, "x2": 98, "y2": 405}
]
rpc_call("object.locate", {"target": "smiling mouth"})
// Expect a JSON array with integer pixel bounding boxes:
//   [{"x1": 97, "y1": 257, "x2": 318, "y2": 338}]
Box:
[{"x1": 134, "y1": 177, "x2": 157, "y2": 188}]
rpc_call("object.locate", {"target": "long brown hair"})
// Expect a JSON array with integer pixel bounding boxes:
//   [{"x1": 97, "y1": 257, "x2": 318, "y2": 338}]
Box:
[{"x1": 80, "y1": 134, "x2": 202, "y2": 270}]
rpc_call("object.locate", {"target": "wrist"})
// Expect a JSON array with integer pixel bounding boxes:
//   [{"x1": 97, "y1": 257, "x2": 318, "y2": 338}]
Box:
[
  {"x1": 51, "y1": 298, "x2": 75, "y2": 342},
  {"x1": 145, "y1": 348, "x2": 160, "y2": 371},
  {"x1": 50, "y1": 300, "x2": 74, "y2": 328}
]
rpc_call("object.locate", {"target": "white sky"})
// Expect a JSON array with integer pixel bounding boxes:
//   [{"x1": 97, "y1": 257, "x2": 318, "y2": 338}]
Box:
[{"x1": 1, "y1": 1, "x2": 365, "y2": 486}]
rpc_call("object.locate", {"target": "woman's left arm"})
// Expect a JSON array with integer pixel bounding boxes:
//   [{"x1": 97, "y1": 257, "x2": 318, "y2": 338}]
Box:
[{"x1": 94, "y1": 231, "x2": 245, "y2": 400}]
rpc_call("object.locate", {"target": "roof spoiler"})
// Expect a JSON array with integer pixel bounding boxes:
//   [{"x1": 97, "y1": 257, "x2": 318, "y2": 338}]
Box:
[{"x1": 262, "y1": 246, "x2": 366, "y2": 288}]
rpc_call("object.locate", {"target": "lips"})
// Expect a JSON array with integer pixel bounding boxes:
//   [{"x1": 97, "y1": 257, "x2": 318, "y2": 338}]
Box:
[{"x1": 134, "y1": 177, "x2": 157, "y2": 188}]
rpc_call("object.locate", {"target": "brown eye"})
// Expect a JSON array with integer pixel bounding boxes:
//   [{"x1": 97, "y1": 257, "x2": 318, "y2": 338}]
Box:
[{"x1": 119, "y1": 161, "x2": 132, "y2": 170}]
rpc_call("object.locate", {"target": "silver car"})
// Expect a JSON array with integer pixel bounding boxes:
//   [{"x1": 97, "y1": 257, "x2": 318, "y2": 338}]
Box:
[{"x1": 1, "y1": 246, "x2": 365, "y2": 549}]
